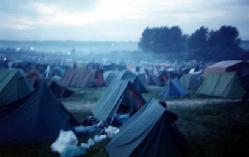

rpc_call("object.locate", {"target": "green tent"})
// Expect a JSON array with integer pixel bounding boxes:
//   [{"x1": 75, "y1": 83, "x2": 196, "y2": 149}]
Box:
[
  {"x1": 0, "y1": 68, "x2": 34, "y2": 106},
  {"x1": 197, "y1": 72, "x2": 245, "y2": 99}
]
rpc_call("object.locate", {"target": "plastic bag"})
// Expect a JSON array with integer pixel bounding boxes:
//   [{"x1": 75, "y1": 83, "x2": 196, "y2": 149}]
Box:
[
  {"x1": 51, "y1": 130, "x2": 78, "y2": 153},
  {"x1": 60, "y1": 145, "x2": 86, "y2": 157},
  {"x1": 105, "y1": 126, "x2": 120, "y2": 138},
  {"x1": 94, "y1": 134, "x2": 107, "y2": 143}
]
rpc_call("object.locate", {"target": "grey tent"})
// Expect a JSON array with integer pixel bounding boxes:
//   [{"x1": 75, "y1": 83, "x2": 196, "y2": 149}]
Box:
[
  {"x1": 117, "y1": 70, "x2": 147, "y2": 93},
  {"x1": 0, "y1": 68, "x2": 34, "y2": 106},
  {"x1": 92, "y1": 79, "x2": 145, "y2": 123},
  {"x1": 60, "y1": 67, "x2": 104, "y2": 88},
  {"x1": 197, "y1": 72, "x2": 246, "y2": 99},
  {"x1": 0, "y1": 81, "x2": 76, "y2": 145},
  {"x1": 106, "y1": 99, "x2": 187, "y2": 157},
  {"x1": 103, "y1": 71, "x2": 119, "y2": 86}
]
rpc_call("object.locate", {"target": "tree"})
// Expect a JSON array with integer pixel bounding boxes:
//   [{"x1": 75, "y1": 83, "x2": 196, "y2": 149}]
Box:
[
  {"x1": 188, "y1": 26, "x2": 208, "y2": 60},
  {"x1": 208, "y1": 25, "x2": 240, "y2": 49},
  {"x1": 207, "y1": 25, "x2": 242, "y2": 60},
  {"x1": 139, "y1": 26, "x2": 184, "y2": 54},
  {"x1": 138, "y1": 25, "x2": 248, "y2": 61}
]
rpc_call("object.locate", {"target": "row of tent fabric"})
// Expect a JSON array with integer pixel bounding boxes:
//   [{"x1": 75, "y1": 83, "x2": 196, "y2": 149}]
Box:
[
  {"x1": 92, "y1": 60, "x2": 249, "y2": 156},
  {"x1": 0, "y1": 68, "x2": 77, "y2": 145},
  {"x1": 2, "y1": 60, "x2": 105, "y2": 88},
  {"x1": 103, "y1": 66, "x2": 247, "y2": 100},
  {"x1": 91, "y1": 75, "x2": 188, "y2": 156},
  {"x1": 92, "y1": 82, "x2": 188, "y2": 157},
  {"x1": 151, "y1": 60, "x2": 249, "y2": 100},
  {"x1": 0, "y1": 67, "x2": 188, "y2": 157}
]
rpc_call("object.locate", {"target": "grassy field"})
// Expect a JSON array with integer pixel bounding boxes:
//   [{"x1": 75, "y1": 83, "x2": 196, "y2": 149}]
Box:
[{"x1": 1, "y1": 85, "x2": 249, "y2": 157}]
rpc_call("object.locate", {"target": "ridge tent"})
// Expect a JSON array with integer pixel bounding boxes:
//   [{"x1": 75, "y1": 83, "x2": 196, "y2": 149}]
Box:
[
  {"x1": 60, "y1": 67, "x2": 104, "y2": 88},
  {"x1": 0, "y1": 81, "x2": 76, "y2": 145},
  {"x1": 92, "y1": 79, "x2": 145, "y2": 123},
  {"x1": 0, "y1": 68, "x2": 34, "y2": 106},
  {"x1": 34, "y1": 79, "x2": 74, "y2": 98},
  {"x1": 180, "y1": 73, "x2": 203, "y2": 91},
  {"x1": 106, "y1": 99, "x2": 187, "y2": 157},
  {"x1": 160, "y1": 79, "x2": 188, "y2": 99},
  {"x1": 49, "y1": 81, "x2": 74, "y2": 98},
  {"x1": 103, "y1": 71, "x2": 119, "y2": 86},
  {"x1": 203, "y1": 60, "x2": 249, "y2": 76},
  {"x1": 197, "y1": 72, "x2": 246, "y2": 99},
  {"x1": 117, "y1": 70, "x2": 147, "y2": 93}
]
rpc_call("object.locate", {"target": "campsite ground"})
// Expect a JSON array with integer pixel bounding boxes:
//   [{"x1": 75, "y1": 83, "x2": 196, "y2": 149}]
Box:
[{"x1": 1, "y1": 86, "x2": 249, "y2": 157}]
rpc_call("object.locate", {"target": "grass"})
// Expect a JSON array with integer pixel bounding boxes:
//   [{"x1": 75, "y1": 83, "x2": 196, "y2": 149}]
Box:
[
  {"x1": 1, "y1": 85, "x2": 249, "y2": 157},
  {"x1": 170, "y1": 102, "x2": 249, "y2": 157}
]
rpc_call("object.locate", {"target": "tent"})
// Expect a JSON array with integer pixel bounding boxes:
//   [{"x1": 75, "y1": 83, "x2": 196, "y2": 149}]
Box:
[
  {"x1": 92, "y1": 79, "x2": 145, "y2": 123},
  {"x1": 0, "y1": 68, "x2": 34, "y2": 106},
  {"x1": 12, "y1": 62, "x2": 47, "y2": 74},
  {"x1": 60, "y1": 67, "x2": 104, "y2": 88},
  {"x1": 106, "y1": 99, "x2": 187, "y2": 157},
  {"x1": 103, "y1": 71, "x2": 119, "y2": 86},
  {"x1": 49, "y1": 81, "x2": 74, "y2": 98},
  {"x1": 51, "y1": 66, "x2": 65, "y2": 77},
  {"x1": 160, "y1": 79, "x2": 188, "y2": 99},
  {"x1": 0, "y1": 81, "x2": 76, "y2": 145},
  {"x1": 26, "y1": 68, "x2": 42, "y2": 81},
  {"x1": 180, "y1": 73, "x2": 203, "y2": 91},
  {"x1": 203, "y1": 60, "x2": 249, "y2": 76},
  {"x1": 197, "y1": 72, "x2": 246, "y2": 99},
  {"x1": 117, "y1": 70, "x2": 147, "y2": 93},
  {"x1": 34, "y1": 79, "x2": 74, "y2": 98}
]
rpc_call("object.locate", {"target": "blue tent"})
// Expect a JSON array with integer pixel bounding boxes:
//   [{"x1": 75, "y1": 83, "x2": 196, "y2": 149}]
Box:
[
  {"x1": 106, "y1": 99, "x2": 187, "y2": 157},
  {"x1": 160, "y1": 79, "x2": 188, "y2": 99},
  {"x1": 0, "y1": 81, "x2": 76, "y2": 145}
]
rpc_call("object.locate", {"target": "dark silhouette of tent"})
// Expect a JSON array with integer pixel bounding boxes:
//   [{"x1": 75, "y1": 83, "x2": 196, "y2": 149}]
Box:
[
  {"x1": 49, "y1": 81, "x2": 74, "y2": 98},
  {"x1": 106, "y1": 99, "x2": 187, "y2": 157},
  {"x1": 0, "y1": 81, "x2": 76, "y2": 145},
  {"x1": 33, "y1": 79, "x2": 74, "y2": 98},
  {"x1": 0, "y1": 68, "x2": 34, "y2": 106},
  {"x1": 92, "y1": 79, "x2": 145, "y2": 123}
]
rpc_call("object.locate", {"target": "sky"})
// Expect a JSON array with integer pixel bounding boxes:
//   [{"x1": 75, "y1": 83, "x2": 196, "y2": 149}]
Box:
[{"x1": 0, "y1": 0, "x2": 248, "y2": 41}]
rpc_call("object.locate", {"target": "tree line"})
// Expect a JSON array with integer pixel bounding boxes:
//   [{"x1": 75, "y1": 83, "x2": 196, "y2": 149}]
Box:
[{"x1": 139, "y1": 25, "x2": 249, "y2": 61}]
